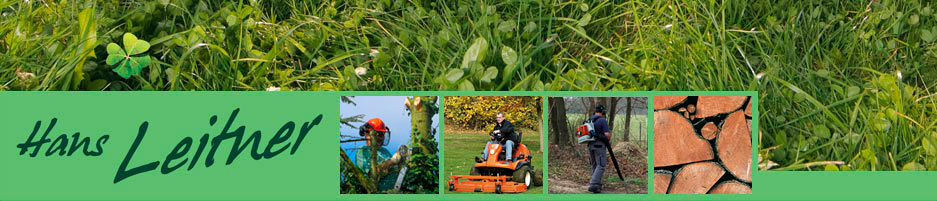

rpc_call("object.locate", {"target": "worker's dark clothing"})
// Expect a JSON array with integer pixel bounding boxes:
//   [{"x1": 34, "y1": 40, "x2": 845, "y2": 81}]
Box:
[
  {"x1": 588, "y1": 115, "x2": 610, "y2": 189},
  {"x1": 482, "y1": 120, "x2": 517, "y2": 161},
  {"x1": 492, "y1": 119, "x2": 517, "y2": 142}
]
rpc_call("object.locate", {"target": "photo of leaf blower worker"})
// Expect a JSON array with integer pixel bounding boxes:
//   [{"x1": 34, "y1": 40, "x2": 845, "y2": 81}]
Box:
[
  {"x1": 586, "y1": 105, "x2": 612, "y2": 193},
  {"x1": 547, "y1": 96, "x2": 648, "y2": 194}
]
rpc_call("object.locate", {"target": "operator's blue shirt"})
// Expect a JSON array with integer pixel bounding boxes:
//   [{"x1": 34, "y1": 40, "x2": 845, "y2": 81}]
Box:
[{"x1": 591, "y1": 114, "x2": 610, "y2": 135}]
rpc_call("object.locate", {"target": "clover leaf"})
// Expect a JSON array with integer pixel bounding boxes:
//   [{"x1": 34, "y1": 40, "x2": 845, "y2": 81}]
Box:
[{"x1": 106, "y1": 33, "x2": 152, "y2": 79}]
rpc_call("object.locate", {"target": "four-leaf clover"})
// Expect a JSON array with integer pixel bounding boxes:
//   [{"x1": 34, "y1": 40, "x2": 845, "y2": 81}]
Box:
[{"x1": 106, "y1": 33, "x2": 152, "y2": 79}]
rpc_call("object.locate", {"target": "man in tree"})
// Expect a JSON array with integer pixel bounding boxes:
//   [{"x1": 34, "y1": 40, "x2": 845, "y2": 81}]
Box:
[
  {"x1": 477, "y1": 112, "x2": 518, "y2": 164},
  {"x1": 354, "y1": 118, "x2": 408, "y2": 191},
  {"x1": 588, "y1": 105, "x2": 611, "y2": 193}
]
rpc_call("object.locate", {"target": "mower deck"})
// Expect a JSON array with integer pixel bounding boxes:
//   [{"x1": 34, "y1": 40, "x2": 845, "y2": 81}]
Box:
[{"x1": 448, "y1": 175, "x2": 527, "y2": 193}]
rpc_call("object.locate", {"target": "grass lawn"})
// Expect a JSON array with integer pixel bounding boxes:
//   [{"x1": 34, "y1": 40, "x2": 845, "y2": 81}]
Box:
[{"x1": 443, "y1": 129, "x2": 543, "y2": 194}]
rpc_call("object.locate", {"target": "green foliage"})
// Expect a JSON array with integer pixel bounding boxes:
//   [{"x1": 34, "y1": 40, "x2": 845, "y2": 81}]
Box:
[
  {"x1": 403, "y1": 145, "x2": 438, "y2": 194},
  {"x1": 444, "y1": 96, "x2": 542, "y2": 131},
  {"x1": 106, "y1": 33, "x2": 152, "y2": 79},
  {"x1": 752, "y1": 0, "x2": 937, "y2": 171}
]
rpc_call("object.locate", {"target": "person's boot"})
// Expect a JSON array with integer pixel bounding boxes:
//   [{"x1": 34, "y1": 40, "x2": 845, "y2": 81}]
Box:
[
  {"x1": 475, "y1": 156, "x2": 484, "y2": 163},
  {"x1": 588, "y1": 185, "x2": 602, "y2": 193}
]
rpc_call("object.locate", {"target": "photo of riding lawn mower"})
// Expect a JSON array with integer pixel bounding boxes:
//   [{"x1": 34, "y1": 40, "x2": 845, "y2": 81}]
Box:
[
  {"x1": 448, "y1": 130, "x2": 543, "y2": 193},
  {"x1": 443, "y1": 96, "x2": 544, "y2": 194}
]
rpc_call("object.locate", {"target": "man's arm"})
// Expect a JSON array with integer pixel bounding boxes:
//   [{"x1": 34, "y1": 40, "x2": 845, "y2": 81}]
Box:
[
  {"x1": 490, "y1": 123, "x2": 499, "y2": 140},
  {"x1": 603, "y1": 118, "x2": 611, "y2": 139}
]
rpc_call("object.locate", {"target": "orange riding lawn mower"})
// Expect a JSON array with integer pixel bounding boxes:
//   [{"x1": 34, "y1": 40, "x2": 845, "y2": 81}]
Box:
[{"x1": 448, "y1": 131, "x2": 542, "y2": 193}]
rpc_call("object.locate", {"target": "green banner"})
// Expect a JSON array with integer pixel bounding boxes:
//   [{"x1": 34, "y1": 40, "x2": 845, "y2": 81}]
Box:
[
  {"x1": 1, "y1": 92, "x2": 334, "y2": 200},
  {"x1": 1, "y1": 91, "x2": 936, "y2": 200}
]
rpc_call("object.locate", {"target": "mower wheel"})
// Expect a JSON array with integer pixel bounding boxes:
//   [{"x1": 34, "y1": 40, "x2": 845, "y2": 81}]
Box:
[
  {"x1": 495, "y1": 184, "x2": 502, "y2": 194},
  {"x1": 513, "y1": 165, "x2": 532, "y2": 187},
  {"x1": 449, "y1": 183, "x2": 454, "y2": 191},
  {"x1": 533, "y1": 169, "x2": 544, "y2": 186}
]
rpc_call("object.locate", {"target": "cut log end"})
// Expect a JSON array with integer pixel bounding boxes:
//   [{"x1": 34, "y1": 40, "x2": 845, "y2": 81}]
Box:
[
  {"x1": 744, "y1": 98, "x2": 753, "y2": 117},
  {"x1": 695, "y1": 96, "x2": 748, "y2": 118},
  {"x1": 654, "y1": 110, "x2": 714, "y2": 167},
  {"x1": 701, "y1": 122, "x2": 718, "y2": 140},
  {"x1": 709, "y1": 181, "x2": 752, "y2": 194},
  {"x1": 654, "y1": 96, "x2": 688, "y2": 110},
  {"x1": 668, "y1": 162, "x2": 725, "y2": 194},
  {"x1": 716, "y1": 111, "x2": 753, "y2": 182},
  {"x1": 654, "y1": 170, "x2": 673, "y2": 194}
]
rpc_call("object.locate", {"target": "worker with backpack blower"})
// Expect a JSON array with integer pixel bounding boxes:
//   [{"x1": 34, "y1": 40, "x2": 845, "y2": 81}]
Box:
[{"x1": 587, "y1": 104, "x2": 611, "y2": 193}]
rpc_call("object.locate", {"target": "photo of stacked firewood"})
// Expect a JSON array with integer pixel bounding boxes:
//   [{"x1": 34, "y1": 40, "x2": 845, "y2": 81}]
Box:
[{"x1": 653, "y1": 96, "x2": 753, "y2": 194}]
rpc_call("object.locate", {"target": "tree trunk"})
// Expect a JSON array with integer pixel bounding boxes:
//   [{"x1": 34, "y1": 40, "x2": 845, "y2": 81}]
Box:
[
  {"x1": 549, "y1": 98, "x2": 559, "y2": 145},
  {"x1": 341, "y1": 147, "x2": 376, "y2": 193},
  {"x1": 607, "y1": 97, "x2": 619, "y2": 141},
  {"x1": 587, "y1": 98, "x2": 596, "y2": 118},
  {"x1": 369, "y1": 131, "x2": 381, "y2": 186},
  {"x1": 409, "y1": 96, "x2": 437, "y2": 155},
  {"x1": 536, "y1": 97, "x2": 544, "y2": 152},
  {"x1": 639, "y1": 123, "x2": 644, "y2": 142},
  {"x1": 550, "y1": 97, "x2": 570, "y2": 146},
  {"x1": 623, "y1": 97, "x2": 633, "y2": 142},
  {"x1": 404, "y1": 96, "x2": 440, "y2": 193}
]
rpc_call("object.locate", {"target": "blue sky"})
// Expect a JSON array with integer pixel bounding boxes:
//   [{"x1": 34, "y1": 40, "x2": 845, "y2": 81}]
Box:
[{"x1": 339, "y1": 96, "x2": 440, "y2": 162}]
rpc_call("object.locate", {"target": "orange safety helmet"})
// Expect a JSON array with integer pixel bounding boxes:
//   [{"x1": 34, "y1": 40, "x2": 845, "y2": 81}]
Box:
[
  {"x1": 367, "y1": 118, "x2": 388, "y2": 132},
  {"x1": 359, "y1": 118, "x2": 391, "y2": 145}
]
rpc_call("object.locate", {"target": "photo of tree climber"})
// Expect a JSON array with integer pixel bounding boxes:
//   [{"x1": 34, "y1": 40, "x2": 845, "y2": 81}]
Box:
[
  {"x1": 588, "y1": 104, "x2": 611, "y2": 193},
  {"x1": 340, "y1": 96, "x2": 440, "y2": 194},
  {"x1": 354, "y1": 118, "x2": 409, "y2": 191},
  {"x1": 477, "y1": 112, "x2": 519, "y2": 164}
]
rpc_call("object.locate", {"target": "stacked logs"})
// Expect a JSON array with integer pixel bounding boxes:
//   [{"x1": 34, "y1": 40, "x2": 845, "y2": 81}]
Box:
[{"x1": 653, "y1": 96, "x2": 753, "y2": 194}]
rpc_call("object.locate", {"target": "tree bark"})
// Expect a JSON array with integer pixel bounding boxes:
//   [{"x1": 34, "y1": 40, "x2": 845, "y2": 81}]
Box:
[
  {"x1": 607, "y1": 97, "x2": 619, "y2": 139},
  {"x1": 341, "y1": 147, "x2": 376, "y2": 193},
  {"x1": 409, "y1": 96, "x2": 437, "y2": 155},
  {"x1": 550, "y1": 97, "x2": 570, "y2": 146},
  {"x1": 587, "y1": 98, "x2": 596, "y2": 118},
  {"x1": 549, "y1": 97, "x2": 559, "y2": 145},
  {"x1": 623, "y1": 97, "x2": 633, "y2": 142}
]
